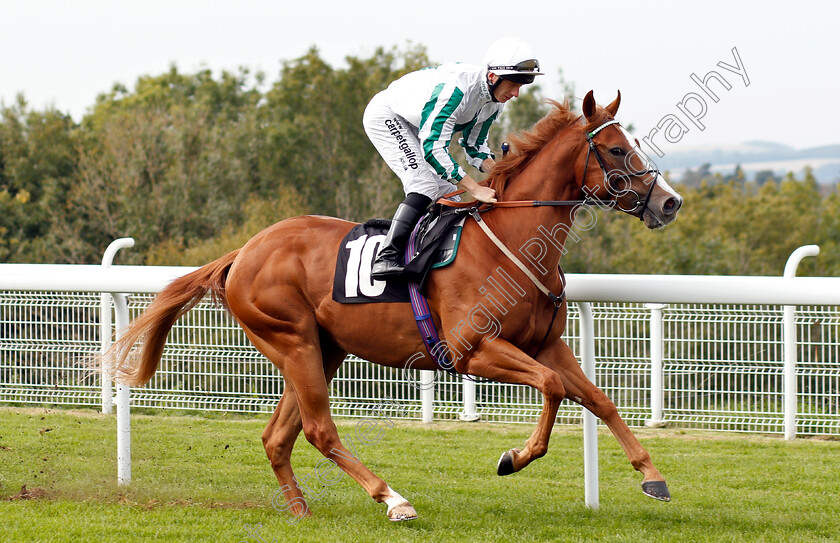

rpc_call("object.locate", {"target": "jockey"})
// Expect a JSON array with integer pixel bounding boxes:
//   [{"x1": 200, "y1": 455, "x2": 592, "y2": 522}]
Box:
[{"x1": 363, "y1": 36, "x2": 544, "y2": 279}]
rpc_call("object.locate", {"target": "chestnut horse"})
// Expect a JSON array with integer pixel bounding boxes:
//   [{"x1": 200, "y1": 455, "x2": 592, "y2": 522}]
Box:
[{"x1": 111, "y1": 90, "x2": 682, "y2": 521}]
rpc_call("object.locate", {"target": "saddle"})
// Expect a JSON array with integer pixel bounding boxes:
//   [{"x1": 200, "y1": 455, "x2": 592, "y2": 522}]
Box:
[{"x1": 403, "y1": 203, "x2": 470, "y2": 289}]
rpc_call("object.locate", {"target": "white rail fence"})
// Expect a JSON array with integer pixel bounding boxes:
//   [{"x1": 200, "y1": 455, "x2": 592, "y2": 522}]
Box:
[
  {"x1": 2, "y1": 242, "x2": 839, "y2": 508},
  {"x1": 2, "y1": 256, "x2": 838, "y2": 433}
]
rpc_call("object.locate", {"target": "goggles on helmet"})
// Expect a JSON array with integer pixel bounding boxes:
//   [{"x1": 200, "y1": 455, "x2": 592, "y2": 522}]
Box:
[{"x1": 487, "y1": 59, "x2": 541, "y2": 74}]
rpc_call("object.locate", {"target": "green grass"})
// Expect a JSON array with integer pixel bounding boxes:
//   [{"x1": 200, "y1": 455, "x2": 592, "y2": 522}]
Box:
[{"x1": 1, "y1": 406, "x2": 840, "y2": 542}]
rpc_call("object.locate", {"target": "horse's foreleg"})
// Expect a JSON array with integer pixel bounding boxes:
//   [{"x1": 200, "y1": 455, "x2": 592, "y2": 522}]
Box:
[
  {"x1": 460, "y1": 337, "x2": 566, "y2": 474},
  {"x1": 541, "y1": 340, "x2": 671, "y2": 501}
]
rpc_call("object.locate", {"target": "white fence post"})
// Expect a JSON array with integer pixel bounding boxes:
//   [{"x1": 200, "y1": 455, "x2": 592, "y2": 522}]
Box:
[
  {"x1": 460, "y1": 376, "x2": 480, "y2": 422},
  {"x1": 112, "y1": 292, "x2": 132, "y2": 485},
  {"x1": 645, "y1": 303, "x2": 667, "y2": 428},
  {"x1": 577, "y1": 302, "x2": 599, "y2": 510},
  {"x1": 420, "y1": 370, "x2": 435, "y2": 423},
  {"x1": 100, "y1": 238, "x2": 134, "y2": 414},
  {"x1": 783, "y1": 245, "x2": 820, "y2": 441}
]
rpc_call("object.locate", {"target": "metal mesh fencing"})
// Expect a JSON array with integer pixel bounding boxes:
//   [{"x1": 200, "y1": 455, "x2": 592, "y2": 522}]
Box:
[
  {"x1": 1, "y1": 290, "x2": 838, "y2": 435},
  {"x1": 0, "y1": 291, "x2": 102, "y2": 406}
]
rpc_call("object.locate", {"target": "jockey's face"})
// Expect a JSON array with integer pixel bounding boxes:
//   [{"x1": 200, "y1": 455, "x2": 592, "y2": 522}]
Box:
[{"x1": 488, "y1": 73, "x2": 523, "y2": 103}]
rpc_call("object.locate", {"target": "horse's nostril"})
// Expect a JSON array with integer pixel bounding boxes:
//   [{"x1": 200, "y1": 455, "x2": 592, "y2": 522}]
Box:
[{"x1": 663, "y1": 197, "x2": 682, "y2": 215}]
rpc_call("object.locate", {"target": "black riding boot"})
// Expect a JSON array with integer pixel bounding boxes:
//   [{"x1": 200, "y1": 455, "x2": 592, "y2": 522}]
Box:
[{"x1": 371, "y1": 193, "x2": 431, "y2": 279}]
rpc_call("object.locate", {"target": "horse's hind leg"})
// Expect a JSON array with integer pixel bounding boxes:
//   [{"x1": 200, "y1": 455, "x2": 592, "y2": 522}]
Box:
[
  {"x1": 245, "y1": 323, "x2": 417, "y2": 521},
  {"x1": 262, "y1": 382, "x2": 307, "y2": 517},
  {"x1": 261, "y1": 336, "x2": 346, "y2": 518}
]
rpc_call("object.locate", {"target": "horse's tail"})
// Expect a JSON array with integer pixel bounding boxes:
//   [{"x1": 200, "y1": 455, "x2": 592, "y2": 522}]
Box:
[{"x1": 109, "y1": 250, "x2": 240, "y2": 386}]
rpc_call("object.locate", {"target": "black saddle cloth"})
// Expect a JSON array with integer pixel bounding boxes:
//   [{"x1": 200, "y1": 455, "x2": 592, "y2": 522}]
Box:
[{"x1": 332, "y1": 204, "x2": 471, "y2": 304}]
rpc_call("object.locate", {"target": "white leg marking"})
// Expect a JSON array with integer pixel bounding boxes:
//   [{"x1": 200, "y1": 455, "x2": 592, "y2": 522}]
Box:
[
  {"x1": 384, "y1": 485, "x2": 418, "y2": 521},
  {"x1": 384, "y1": 485, "x2": 409, "y2": 511}
]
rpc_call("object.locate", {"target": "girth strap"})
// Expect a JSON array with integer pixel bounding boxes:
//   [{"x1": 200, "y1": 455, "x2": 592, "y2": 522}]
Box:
[{"x1": 405, "y1": 218, "x2": 454, "y2": 373}]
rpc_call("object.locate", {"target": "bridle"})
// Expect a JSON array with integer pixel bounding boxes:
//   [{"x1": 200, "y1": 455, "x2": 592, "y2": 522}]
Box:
[{"x1": 580, "y1": 119, "x2": 661, "y2": 220}]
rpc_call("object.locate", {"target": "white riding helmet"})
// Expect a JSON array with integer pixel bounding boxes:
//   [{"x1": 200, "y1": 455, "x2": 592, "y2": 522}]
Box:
[{"x1": 483, "y1": 37, "x2": 544, "y2": 84}]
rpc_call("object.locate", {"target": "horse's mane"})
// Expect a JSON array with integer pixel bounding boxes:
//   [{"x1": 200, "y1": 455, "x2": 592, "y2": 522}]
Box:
[{"x1": 486, "y1": 99, "x2": 584, "y2": 200}]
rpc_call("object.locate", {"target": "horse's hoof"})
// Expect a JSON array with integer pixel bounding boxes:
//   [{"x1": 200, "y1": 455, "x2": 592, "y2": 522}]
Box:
[
  {"x1": 497, "y1": 449, "x2": 516, "y2": 476},
  {"x1": 387, "y1": 501, "x2": 418, "y2": 521},
  {"x1": 642, "y1": 480, "x2": 671, "y2": 502}
]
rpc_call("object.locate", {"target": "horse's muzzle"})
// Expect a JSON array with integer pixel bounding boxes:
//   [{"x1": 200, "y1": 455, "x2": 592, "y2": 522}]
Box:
[{"x1": 643, "y1": 181, "x2": 683, "y2": 229}]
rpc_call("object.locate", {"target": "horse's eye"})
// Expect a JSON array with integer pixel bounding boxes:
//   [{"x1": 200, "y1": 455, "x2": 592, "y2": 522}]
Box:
[{"x1": 610, "y1": 147, "x2": 625, "y2": 156}]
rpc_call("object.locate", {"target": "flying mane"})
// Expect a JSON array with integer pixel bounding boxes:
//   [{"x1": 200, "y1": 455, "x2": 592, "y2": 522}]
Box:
[{"x1": 486, "y1": 99, "x2": 585, "y2": 200}]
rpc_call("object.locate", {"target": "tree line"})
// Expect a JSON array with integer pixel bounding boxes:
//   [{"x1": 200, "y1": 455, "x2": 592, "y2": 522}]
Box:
[{"x1": 1, "y1": 45, "x2": 838, "y2": 277}]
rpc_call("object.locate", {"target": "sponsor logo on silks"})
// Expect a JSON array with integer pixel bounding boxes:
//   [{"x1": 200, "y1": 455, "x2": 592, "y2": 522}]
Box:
[
  {"x1": 478, "y1": 78, "x2": 492, "y2": 101},
  {"x1": 385, "y1": 118, "x2": 419, "y2": 170}
]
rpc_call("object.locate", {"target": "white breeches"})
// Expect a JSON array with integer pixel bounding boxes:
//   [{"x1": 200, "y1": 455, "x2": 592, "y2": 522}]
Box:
[{"x1": 363, "y1": 91, "x2": 457, "y2": 200}]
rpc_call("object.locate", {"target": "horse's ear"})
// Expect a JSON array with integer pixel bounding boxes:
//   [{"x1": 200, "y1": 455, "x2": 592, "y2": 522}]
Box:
[
  {"x1": 582, "y1": 90, "x2": 596, "y2": 121},
  {"x1": 605, "y1": 90, "x2": 621, "y2": 117}
]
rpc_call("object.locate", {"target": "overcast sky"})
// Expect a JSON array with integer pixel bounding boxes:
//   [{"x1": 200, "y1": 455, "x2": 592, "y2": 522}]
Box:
[{"x1": 2, "y1": 0, "x2": 838, "y2": 156}]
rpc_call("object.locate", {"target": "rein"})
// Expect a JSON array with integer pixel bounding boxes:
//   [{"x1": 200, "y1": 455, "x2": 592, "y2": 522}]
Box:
[{"x1": 439, "y1": 118, "x2": 661, "y2": 214}]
